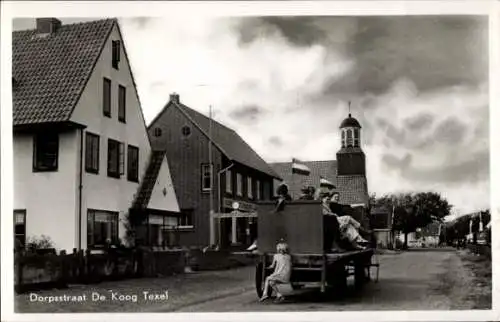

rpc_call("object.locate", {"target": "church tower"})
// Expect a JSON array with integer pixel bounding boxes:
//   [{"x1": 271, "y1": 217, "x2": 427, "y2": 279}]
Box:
[{"x1": 336, "y1": 113, "x2": 366, "y2": 176}]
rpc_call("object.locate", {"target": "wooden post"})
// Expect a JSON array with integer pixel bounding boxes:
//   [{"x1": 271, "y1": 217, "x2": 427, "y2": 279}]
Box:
[
  {"x1": 261, "y1": 254, "x2": 267, "y2": 288},
  {"x1": 231, "y1": 216, "x2": 237, "y2": 244},
  {"x1": 209, "y1": 210, "x2": 215, "y2": 246},
  {"x1": 15, "y1": 253, "x2": 23, "y2": 293},
  {"x1": 59, "y1": 250, "x2": 67, "y2": 288},
  {"x1": 321, "y1": 254, "x2": 326, "y2": 293}
]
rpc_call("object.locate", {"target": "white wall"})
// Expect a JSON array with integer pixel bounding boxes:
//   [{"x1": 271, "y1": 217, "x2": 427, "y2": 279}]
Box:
[
  {"x1": 147, "y1": 155, "x2": 179, "y2": 212},
  {"x1": 70, "y1": 23, "x2": 152, "y2": 247},
  {"x1": 13, "y1": 131, "x2": 79, "y2": 252}
]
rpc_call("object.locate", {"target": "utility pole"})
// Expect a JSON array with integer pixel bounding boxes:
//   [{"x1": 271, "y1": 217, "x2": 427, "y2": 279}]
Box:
[{"x1": 208, "y1": 104, "x2": 214, "y2": 245}]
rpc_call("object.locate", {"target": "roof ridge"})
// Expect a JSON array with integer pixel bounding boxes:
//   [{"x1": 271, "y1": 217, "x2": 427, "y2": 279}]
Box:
[
  {"x1": 13, "y1": 18, "x2": 117, "y2": 34},
  {"x1": 172, "y1": 101, "x2": 231, "y2": 158},
  {"x1": 177, "y1": 102, "x2": 235, "y2": 133}
]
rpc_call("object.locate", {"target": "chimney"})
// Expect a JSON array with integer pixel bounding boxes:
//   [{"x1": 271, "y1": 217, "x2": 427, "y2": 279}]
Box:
[
  {"x1": 170, "y1": 93, "x2": 180, "y2": 104},
  {"x1": 36, "y1": 18, "x2": 62, "y2": 34}
]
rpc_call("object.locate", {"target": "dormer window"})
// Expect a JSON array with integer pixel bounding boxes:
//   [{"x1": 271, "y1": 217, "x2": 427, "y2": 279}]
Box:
[{"x1": 112, "y1": 40, "x2": 121, "y2": 69}]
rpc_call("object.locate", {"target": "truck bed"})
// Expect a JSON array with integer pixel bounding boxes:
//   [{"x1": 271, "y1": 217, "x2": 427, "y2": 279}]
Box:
[{"x1": 259, "y1": 248, "x2": 374, "y2": 267}]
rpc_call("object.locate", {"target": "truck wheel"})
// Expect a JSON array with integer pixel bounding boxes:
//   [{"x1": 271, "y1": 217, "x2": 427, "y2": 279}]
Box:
[{"x1": 255, "y1": 262, "x2": 271, "y2": 298}]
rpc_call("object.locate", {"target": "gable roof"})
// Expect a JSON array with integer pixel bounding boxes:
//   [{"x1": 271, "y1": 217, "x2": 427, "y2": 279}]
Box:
[
  {"x1": 132, "y1": 150, "x2": 167, "y2": 209},
  {"x1": 12, "y1": 19, "x2": 115, "y2": 126},
  {"x1": 270, "y1": 160, "x2": 337, "y2": 198},
  {"x1": 158, "y1": 100, "x2": 281, "y2": 180}
]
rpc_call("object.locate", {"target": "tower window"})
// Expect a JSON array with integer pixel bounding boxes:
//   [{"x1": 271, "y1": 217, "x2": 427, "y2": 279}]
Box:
[
  {"x1": 354, "y1": 128, "x2": 360, "y2": 147},
  {"x1": 346, "y1": 129, "x2": 353, "y2": 147}
]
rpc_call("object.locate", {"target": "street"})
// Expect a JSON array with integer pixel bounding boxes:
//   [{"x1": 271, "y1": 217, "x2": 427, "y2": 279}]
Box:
[
  {"x1": 175, "y1": 249, "x2": 490, "y2": 312},
  {"x1": 15, "y1": 249, "x2": 491, "y2": 313}
]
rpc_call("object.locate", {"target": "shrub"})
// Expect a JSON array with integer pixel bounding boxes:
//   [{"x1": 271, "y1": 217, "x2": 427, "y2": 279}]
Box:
[{"x1": 26, "y1": 235, "x2": 55, "y2": 251}]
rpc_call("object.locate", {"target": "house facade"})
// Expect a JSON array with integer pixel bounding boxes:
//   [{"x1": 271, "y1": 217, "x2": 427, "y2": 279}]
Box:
[
  {"x1": 13, "y1": 18, "x2": 179, "y2": 252},
  {"x1": 148, "y1": 94, "x2": 281, "y2": 249}
]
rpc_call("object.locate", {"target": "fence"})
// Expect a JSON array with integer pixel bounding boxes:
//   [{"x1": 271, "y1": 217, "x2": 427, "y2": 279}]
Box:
[{"x1": 14, "y1": 247, "x2": 186, "y2": 293}]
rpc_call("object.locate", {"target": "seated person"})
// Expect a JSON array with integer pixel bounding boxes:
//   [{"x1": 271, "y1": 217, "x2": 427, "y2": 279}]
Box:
[
  {"x1": 298, "y1": 186, "x2": 316, "y2": 200},
  {"x1": 275, "y1": 183, "x2": 292, "y2": 211},
  {"x1": 322, "y1": 192, "x2": 370, "y2": 250},
  {"x1": 247, "y1": 184, "x2": 291, "y2": 252},
  {"x1": 260, "y1": 241, "x2": 292, "y2": 303}
]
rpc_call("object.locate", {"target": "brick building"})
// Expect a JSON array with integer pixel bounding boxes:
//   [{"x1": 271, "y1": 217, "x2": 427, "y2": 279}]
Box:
[{"x1": 148, "y1": 94, "x2": 281, "y2": 249}]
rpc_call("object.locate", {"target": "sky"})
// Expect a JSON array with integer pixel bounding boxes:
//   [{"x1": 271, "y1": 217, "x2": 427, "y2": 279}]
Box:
[{"x1": 12, "y1": 15, "x2": 490, "y2": 217}]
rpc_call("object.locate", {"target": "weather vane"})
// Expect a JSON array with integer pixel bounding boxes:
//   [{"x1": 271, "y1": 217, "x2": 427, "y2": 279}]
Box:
[{"x1": 348, "y1": 101, "x2": 351, "y2": 117}]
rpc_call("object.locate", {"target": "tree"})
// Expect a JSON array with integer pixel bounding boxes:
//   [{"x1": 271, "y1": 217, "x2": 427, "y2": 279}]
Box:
[{"x1": 371, "y1": 191, "x2": 452, "y2": 249}]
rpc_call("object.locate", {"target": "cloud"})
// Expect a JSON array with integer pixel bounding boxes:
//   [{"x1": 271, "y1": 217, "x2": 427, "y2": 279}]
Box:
[
  {"x1": 11, "y1": 16, "x2": 489, "y2": 215},
  {"x1": 268, "y1": 136, "x2": 284, "y2": 147},
  {"x1": 228, "y1": 104, "x2": 265, "y2": 124},
  {"x1": 404, "y1": 113, "x2": 434, "y2": 131}
]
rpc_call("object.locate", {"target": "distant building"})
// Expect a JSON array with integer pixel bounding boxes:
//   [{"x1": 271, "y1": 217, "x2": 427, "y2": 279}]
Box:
[
  {"x1": 270, "y1": 113, "x2": 370, "y2": 227},
  {"x1": 148, "y1": 94, "x2": 281, "y2": 249},
  {"x1": 13, "y1": 18, "x2": 179, "y2": 252},
  {"x1": 370, "y1": 205, "x2": 393, "y2": 248}
]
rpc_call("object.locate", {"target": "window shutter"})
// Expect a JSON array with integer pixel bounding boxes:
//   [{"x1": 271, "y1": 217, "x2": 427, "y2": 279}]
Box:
[{"x1": 119, "y1": 142, "x2": 125, "y2": 175}]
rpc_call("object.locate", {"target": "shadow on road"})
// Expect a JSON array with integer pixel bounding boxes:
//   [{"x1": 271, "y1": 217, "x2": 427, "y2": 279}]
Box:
[{"x1": 260, "y1": 278, "x2": 429, "y2": 308}]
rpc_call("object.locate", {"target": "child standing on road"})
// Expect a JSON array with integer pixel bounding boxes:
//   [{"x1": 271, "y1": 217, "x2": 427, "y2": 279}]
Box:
[{"x1": 260, "y1": 242, "x2": 292, "y2": 303}]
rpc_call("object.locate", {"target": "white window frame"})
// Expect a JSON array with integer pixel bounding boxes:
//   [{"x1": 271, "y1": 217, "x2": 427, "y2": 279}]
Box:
[
  {"x1": 256, "y1": 180, "x2": 261, "y2": 200},
  {"x1": 236, "y1": 173, "x2": 243, "y2": 196}
]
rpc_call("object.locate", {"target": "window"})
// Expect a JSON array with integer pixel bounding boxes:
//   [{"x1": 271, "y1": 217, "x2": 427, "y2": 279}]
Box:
[
  {"x1": 178, "y1": 209, "x2": 194, "y2": 228},
  {"x1": 103, "y1": 78, "x2": 111, "y2": 117},
  {"x1": 127, "y1": 145, "x2": 139, "y2": 182},
  {"x1": 14, "y1": 210, "x2": 26, "y2": 248},
  {"x1": 225, "y1": 170, "x2": 232, "y2": 193},
  {"x1": 263, "y1": 181, "x2": 271, "y2": 200},
  {"x1": 112, "y1": 40, "x2": 121, "y2": 69},
  {"x1": 201, "y1": 164, "x2": 212, "y2": 192},
  {"x1": 181, "y1": 125, "x2": 191, "y2": 137},
  {"x1": 236, "y1": 173, "x2": 243, "y2": 196},
  {"x1": 256, "y1": 180, "x2": 261, "y2": 200},
  {"x1": 87, "y1": 210, "x2": 119, "y2": 247},
  {"x1": 107, "y1": 139, "x2": 123, "y2": 178},
  {"x1": 153, "y1": 128, "x2": 162, "y2": 137},
  {"x1": 341, "y1": 130, "x2": 346, "y2": 148},
  {"x1": 354, "y1": 128, "x2": 360, "y2": 147},
  {"x1": 247, "y1": 177, "x2": 253, "y2": 198},
  {"x1": 148, "y1": 215, "x2": 178, "y2": 247},
  {"x1": 33, "y1": 132, "x2": 58, "y2": 171},
  {"x1": 346, "y1": 129, "x2": 353, "y2": 147},
  {"x1": 85, "y1": 132, "x2": 100, "y2": 174},
  {"x1": 118, "y1": 85, "x2": 126, "y2": 123}
]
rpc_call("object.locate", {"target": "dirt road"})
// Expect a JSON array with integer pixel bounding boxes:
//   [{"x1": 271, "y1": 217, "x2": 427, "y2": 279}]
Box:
[
  {"x1": 15, "y1": 248, "x2": 491, "y2": 313},
  {"x1": 172, "y1": 249, "x2": 491, "y2": 312}
]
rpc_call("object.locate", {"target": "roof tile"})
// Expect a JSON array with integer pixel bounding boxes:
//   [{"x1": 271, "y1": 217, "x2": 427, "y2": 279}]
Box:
[
  {"x1": 13, "y1": 19, "x2": 115, "y2": 126},
  {"x1": 270, "y1": 161, "x2": 337, "y2": 198}
]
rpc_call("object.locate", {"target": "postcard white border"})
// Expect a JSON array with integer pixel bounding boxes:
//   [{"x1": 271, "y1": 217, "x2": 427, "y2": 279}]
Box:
[{"x1": 1, "y1": 1, "x2": 499, "y2": 322}]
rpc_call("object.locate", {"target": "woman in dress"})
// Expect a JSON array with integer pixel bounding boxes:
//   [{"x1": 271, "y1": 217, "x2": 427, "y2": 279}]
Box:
[{"x1": 325, "y1": 192, "x2": 370, "y2": 250}]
